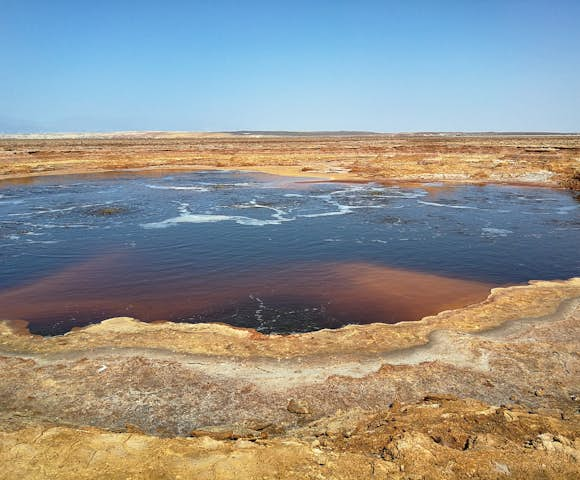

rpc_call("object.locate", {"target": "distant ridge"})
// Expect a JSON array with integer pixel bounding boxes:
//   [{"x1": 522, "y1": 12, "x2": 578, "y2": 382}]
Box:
[
  {"x1": 227, "y1": 130, "x2": 579, "y2": 136},
  {"x1": 0, "y1": 130, "x2": 578, "y2": 140},
  {"x1": 226, "y1": 130, "x2": 380, "y2": 136}
]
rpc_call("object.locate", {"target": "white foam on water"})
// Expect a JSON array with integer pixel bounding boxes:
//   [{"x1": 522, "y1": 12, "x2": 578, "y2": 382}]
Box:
[
  {"x1": 145, "y1": 184, "x2": 210, "y2": 192},
  {"x1": 235, "y1": 216, "x2": 293, "y2": 226},
  {"x1": 328, "y1": 184, "x2": 426, "y2": 199},
  {"x1": 194, "y1": 169, "x2": 241, "y2": 174},
  {"x1": 329, "y1": 186, "x2": 366, "y2": 195},
  {"x1": 142, "y1": 213, "x2": 293, "y2": 228},
  {"x1": 26, "y1": 223, "x2": 93, "y2": 229},
  {"x1": 147, "y1": 182, "x2": 263, "y2": 193},
  {"x1": 516, "y1": 196, "x2": 560, "y2": 202},
  {"x1": 310, "y1": 193, "x2": 333, "y2": 201},
  {"x1": 175, "y1": 202, "x2": 192, "y2": 214},
  {"x1": 143, "y1": 195, "x2": 300, "y2": 228},
  {"x1": 232, "y1": 200, "x2": 293, "y2": 222},
  {"x1": 300, "y1": 192, "x2": 385, "y2": 217},
  {"x1": 418, "y1": 200, "x2": 479, "y2": 210},
  {"x1": 300, "y1": 208, "x2": 350, "y2": 218},
  {"x1": 249, "y1": 294, "x2": 268, "y2": 332},
  {"x1": 557, "y1": 205, "x2": 578, "y2": 215},
  {"x1": 197, "y1": 182, "x2": 255, "y2": 187},
  {"x1": 144, "y1": 193, "x2": 387, "y2": 227},
  {"x1": 233, "y1": 200, "x2": 286, "y2": 213},
  {"x1": 8, "y1": 206, "x2": 78, "y2": 217},
  {"x1": 371, "y1": 193, "x2": 426, "y2": 199},
  {"x1": 300, "y1": 200, "x2": 354, "y2": 218},
  {"x1": 143, "y1": 214, "x2": 234, "y2": 228},
  {"x1": 24, "y1": 239, "x2": 62, "y2": 244},
  {"x1": 481, "y1": 227, "x2": 513, "y2": 237}
]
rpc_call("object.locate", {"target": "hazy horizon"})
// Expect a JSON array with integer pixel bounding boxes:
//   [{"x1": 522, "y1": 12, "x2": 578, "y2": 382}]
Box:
[
  {"x1": 2, "y1": 0, "x2": 579, "y2": 133},
  {"x1": 1, "y1": 129, "x2": 580, "y2": 137}
]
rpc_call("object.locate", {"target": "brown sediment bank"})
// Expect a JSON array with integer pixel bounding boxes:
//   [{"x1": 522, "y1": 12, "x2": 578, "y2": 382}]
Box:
[{"x1": 0, "y1": 133, "x2": 578, "y2": 479}]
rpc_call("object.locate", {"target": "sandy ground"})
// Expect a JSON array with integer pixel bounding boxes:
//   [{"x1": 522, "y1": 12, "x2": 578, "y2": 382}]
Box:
[{"x1": 0, "y1": 133, "x2": 579, "y2": 479}]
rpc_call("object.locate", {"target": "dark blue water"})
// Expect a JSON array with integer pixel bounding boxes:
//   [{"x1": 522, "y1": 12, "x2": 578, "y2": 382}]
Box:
[{"x1": 0, "y1": 170, "x2": 578, "y2": 334}]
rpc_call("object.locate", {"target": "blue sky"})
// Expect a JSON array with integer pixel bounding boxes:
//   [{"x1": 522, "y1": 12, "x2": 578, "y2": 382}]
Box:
[{"x1": 1, "y1": 0, "x2": 579, "y2": 133}]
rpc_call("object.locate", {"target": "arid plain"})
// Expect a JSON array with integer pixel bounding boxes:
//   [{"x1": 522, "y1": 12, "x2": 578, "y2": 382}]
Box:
[{"x1": 0, "y1": 133, "x2": 579, "y2": 479}]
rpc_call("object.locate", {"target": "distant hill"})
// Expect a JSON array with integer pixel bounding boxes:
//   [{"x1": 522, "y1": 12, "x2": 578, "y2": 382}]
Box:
[
  {"x1": 226, "y1": 130, "x2": 380, "y2": 137},
  {"x1": 227, "y1": 130, "x2": 579, "y2": 137},
  {"x1": 1, "y1": 130, "x2": 578, "y2": 140}
]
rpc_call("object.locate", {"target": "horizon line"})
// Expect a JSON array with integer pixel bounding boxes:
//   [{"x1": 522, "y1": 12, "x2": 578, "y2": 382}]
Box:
[{"x1": 1, "y1": 129, "x2": 579, "y2": 139}]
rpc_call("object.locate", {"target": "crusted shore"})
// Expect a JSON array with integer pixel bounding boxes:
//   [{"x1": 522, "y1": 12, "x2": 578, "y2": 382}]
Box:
[
  {"x1": 0, "y1": 133, "x2": 579, "y2": 479},
  {"x1": 0, "y1": 279, "x2": 579, "y2": 478}
]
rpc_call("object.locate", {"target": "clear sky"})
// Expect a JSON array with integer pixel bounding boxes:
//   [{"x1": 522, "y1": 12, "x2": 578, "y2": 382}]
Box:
[{"x1": 1, "y1": 0, "x2": 579, "y2": 133}]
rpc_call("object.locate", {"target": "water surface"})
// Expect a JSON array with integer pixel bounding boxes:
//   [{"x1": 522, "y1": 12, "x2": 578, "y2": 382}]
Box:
[{"x1": 0, "y1": 171, "x2": 578, "y2": 334}]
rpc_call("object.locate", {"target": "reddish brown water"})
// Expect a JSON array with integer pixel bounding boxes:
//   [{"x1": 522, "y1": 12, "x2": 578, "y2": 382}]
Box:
[{"x1": 0, "y1": 257, "x2": 494, "y2": 333}]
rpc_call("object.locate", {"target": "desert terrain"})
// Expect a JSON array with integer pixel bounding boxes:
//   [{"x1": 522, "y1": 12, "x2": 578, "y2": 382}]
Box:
[
  {"x1": 0, "y1": 133, "x2": 579, "y2": 479},
  {"x1": 1, "y1": 132, "x2": 579, "y2": 189}
]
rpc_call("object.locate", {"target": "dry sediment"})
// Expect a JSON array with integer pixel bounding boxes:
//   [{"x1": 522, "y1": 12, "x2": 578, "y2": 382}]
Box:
[{"x1": 0, "y1": 133, "x2": 579, "y2": 189}]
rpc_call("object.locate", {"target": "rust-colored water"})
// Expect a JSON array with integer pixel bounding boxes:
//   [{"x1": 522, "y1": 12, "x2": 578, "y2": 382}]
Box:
[{"x1": 0, "y1": 256, "x2": 494, "y2": 334}]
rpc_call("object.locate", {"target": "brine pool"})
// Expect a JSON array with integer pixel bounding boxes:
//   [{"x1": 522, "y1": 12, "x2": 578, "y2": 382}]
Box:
[{"x1": 0, "y1": 170, "x2": 578, "y2": 335}]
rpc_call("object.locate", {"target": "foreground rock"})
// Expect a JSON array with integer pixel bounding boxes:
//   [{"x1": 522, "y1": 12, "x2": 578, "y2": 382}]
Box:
[{"x1": 1, "y1": 396, "x2": 579, "y2": 479}]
